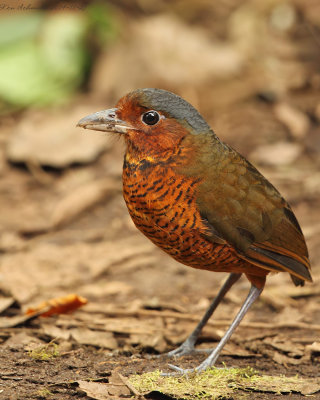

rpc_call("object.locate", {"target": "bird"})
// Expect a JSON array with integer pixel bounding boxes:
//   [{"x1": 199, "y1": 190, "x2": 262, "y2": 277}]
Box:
[{"x1": 77, "y1": 88, "x2": 312, "y2": 374}]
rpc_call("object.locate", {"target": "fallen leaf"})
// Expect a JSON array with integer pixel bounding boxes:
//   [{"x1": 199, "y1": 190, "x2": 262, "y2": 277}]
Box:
[
  {"x1": 6, "y1": 105, "x2": 111, "y2": 168},
  {"x1": 41, "y1": 324, "x2": 72, "y2": 341},
  {"x1": 142, "y1": 297, "x2": 187, "y2": 313},
  {"x1": 272, "y1": 351, "x2": 302, "y2": 365},
  {"x1": 51, "y1": 178, "x2": 119, "y2": 229},
  {"x1": 70, "y1": 328, "x2": 118, "y2": 349},
  {"x1": 0, "y1": 232, "x2": 26, "y2": 253},
  {"x1": 26, "y1": 294, "x2": 88, "y2": 317},
  {"x1": 261, "y1": 288, "x2": 296, "y2": 310},
  {"x1": 129, "y1": 333, "x2": 167, "y2": 353},
  {"x1": 0, "y1": 237, "x2": 155, "y2": 303},
  {"x1": 274, "y1": 102, "x2": 310, "y2": 139},
  {"x1": 5, "y1": 332, "x2": 44, "y2": 350},
  {"x1": 250, "y1": 142, "x2": 302, "y2": 166},
  {"x1": 303, "y1": 341, "x2": 320, "y2": 361},
  {"x1": 76, "y1": 381, "x2": 112, "y2": 400},
  {"x1": 77, "y1": 373, "x2": 132, "y2": 399},
  {"x1": 0, "y1": 296, "x2": 16, "y2": 314},
  {"x1": 264, "y1": 336, "x2": 304, "y2": 357},
  {"x1": 273, "y1": 306, "x2": 303, "y2": 324},
  {"x1": 81, "y1": 281, "x2": 133, "y2": 298},
  {"x1": 77, "y1": 315, "x2": 163, "y2": 336},
  {"x1": 108, "y1": 372, "x2": 132, "y2": 397},
  {"x1": 0, "y1": 311, "x2": 43, "y2": 328},
  {"x1": 218, "y1": 342, "x2": 258, "y2": 358},
  {"x1": 244, "y1": 375, "x2": 320, "y2": 395},
  {"x1": 118, "y1": 373, "x2": 142, "y2": 397}
]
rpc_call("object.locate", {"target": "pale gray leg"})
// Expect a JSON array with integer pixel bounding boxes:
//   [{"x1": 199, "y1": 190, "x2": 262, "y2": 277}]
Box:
[
  {"x1": 165, "y1": 273, "x2": 242, "y2": 357},
  {"x1": 166, "y1": 284, "x2": 262, "y2": 374}
]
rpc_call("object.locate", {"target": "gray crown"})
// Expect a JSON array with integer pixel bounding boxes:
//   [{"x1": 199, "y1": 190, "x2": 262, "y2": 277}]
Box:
[{"x1": 129, "y1": 88, "x2": 213, "y2": 135}]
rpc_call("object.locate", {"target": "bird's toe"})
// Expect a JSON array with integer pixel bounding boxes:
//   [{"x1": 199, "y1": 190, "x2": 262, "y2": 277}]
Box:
[{"x1": 161, "y1": 364, "x2": 196, "y2": 376}]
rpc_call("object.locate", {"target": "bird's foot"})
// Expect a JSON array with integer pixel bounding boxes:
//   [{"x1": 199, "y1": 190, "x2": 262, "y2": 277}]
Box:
[
  {"x1": 161, "y1": 364, "x2": 197, "y2": 376},
  {"x1": 161, "y1": 354, "x2": 219, "y2": 376},
  {"x1": 161, "y1": 359, "x2": 215, "y2": 376},
  {"x1": 151, "y1": 340, "x2": 197, "y2": 359},
  {"x1": 158, "y1": 339, "x2": 212, "y2": 358},
  {"x1": 165, "y1": 341, "x2": 196, "y2": 357}
]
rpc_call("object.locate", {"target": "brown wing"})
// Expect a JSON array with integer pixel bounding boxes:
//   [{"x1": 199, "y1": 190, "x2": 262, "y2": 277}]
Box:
[{"x1": 197, "y1": 148, "x2": 312, "y2": 286}]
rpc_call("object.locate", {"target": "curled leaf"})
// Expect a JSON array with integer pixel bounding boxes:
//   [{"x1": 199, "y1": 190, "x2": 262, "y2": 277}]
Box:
[{"x1": 26, "y1": 294, "x2": 88, "y2": 317}]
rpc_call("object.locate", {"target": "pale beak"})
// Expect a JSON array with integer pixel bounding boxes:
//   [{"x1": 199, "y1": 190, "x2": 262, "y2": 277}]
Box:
[{"x1": 77, "y1": 108, "x2": 133, "y2": 134}]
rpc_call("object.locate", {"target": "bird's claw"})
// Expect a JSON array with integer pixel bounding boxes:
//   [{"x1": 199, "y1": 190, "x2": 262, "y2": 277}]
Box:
[
  {"x1": 161, "y1": 357, "x2": 218, "y2": 376},
  {"x1": 165, "y1": 343, "x2": 196, "y2": 357},
  {"x1": 161, "y1": 364, "x2": 197, "y2": 376},
  {"x1": 151, "y1": 343, "x2": 212, "y2": 361}
]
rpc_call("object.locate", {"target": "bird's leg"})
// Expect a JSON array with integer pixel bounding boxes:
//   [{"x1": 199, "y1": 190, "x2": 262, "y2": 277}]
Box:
[
  {"x1": 165, "y1": 284, "x2": 262, "y2": 375},
  {"x1": 164, "y1": 273, "x2": 242, "y2": 358}
]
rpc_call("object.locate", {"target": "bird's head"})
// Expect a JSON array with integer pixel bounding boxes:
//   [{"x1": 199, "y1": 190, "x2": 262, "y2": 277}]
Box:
[{"x1": 77, "y1": 88, "x2": 216, "y2": 163}]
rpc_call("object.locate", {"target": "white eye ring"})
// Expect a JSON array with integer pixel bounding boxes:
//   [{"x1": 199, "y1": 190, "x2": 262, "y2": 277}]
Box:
[{"x1": 141, "y1": 110, "x2": 165, "y2": 126}]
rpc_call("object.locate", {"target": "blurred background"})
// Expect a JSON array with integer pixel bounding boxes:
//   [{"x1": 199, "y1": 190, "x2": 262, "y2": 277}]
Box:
[{"x1": 0, "y1": 0, "x2": 320, "y2": 394}]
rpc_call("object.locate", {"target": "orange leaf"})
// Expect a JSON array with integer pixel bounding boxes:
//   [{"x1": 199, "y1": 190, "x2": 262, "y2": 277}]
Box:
[{"x1": 26, "y1": 294, "x2": 88, "y2": 317}]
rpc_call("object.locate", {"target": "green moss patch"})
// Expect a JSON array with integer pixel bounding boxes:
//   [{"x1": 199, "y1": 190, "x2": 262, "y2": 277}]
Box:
[
  {"x1": 129, "y1": 367, "x2": 320, "y2": 399},
  {"x1": 28, "y1": 342, "x2": 59, "y2": 361}
]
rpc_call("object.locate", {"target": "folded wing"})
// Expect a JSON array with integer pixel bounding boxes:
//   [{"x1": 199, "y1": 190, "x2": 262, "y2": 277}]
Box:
[{"x1": 197, "y1": 150, "x2": 311, "y2": 286}]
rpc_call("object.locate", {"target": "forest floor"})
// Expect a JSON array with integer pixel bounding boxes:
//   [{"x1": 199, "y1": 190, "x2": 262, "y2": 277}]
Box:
[
  {"x1": 0, "y1": 1, "x2": 320, "y2": 397},
  {"x1": 0, "y1": 94, "x2": 319, "y2": 399}
]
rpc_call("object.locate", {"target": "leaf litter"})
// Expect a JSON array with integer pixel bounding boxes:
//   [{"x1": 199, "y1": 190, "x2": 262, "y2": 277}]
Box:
[{"x1": 0, "y1": 1, "x2": 320, "y2": 399}]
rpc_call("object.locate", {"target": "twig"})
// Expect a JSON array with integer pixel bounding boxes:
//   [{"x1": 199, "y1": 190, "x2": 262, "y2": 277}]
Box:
[
  {"x1": 87, "y1": 308, "x2": 320, "y2": 331},
  {"x1": 118, "y1": 373, "x2": 143, "y2": 398}
]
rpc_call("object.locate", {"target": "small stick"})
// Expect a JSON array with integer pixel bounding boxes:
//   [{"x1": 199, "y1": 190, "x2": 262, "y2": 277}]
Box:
[
  {"x1": 86, "y1": 308, "x2": 320, "y2": 331},
  {"x1": 118, "y1": 373, "x2": 143, "y2": 398}
]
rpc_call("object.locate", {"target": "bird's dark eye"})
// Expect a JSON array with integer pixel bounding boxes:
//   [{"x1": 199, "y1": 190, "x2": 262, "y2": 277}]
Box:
[{"x1": 142, "y1": 111, "x2": 160, "y2": 126}]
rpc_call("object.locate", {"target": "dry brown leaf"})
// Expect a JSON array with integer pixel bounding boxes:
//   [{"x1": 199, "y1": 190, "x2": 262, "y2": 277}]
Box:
[
  {"x1": 70, "y1": 328, "x2": 118, "y2": 349},
  {"x1": 0, "y1": 311, "x2": 43, "y2": 328},
  {"x1": 142, "y1": 297, "x2": 187, "y2": 313},
  {"x1": 250, "y1": 142, "x2": 302, "y2": 166},
  {"x1": 51, "y1": 178, "x2": 119, "y2": 229},
  {"x1": 287, "y1": 285, "x2": 320, "y2": 299},
  {"x1": 118, "y1": 373, "x2": 142, "y2": 397},
  {"x1": 274, "y1": 102, "x2": 310, "y2": 139},
  {"x1": 303, "y1": 341, "x2": 320, "y2": 361},
  {"x1": 83, "y1": 306, "x2": 320, "y2": 331},
  {"x1": 77, "y1": 380, "x2": 124, "y2": 400},
  {"x1": 6, "y1": 106, "x2": 111, "y2": 168},
  {"x1": 5, "y1": 332, "x2": 44, "y2": 351},
  {"x1": 41, "y1": 324, "x2": 72, "y2": 341},
  {"x1": 0, "y1": 232, "x2": 26, "y2": 253},
  {"x1": 245, "y1": 375, "x2": 320, "y2": 395},
  {"x1": 81, "y1": 281, "x2": 133, "y2": 298},
  {"x1": 264, "y1": 337, "x2": 304, "y2": 357},
  {"x1": 26, "y1": 294, "x2": 87, "y2": 317},
  {"x1": 273, "y1": 306, "x2": 303, "y2": 324},
  {"x1": 0, "y1": 297, "x2": 16, "y2": 314},
  {"x1": 129, "y1": 333, "x2": 167, "y2": 353},
  {"x1": 85, "y1": 316, "x2": 163, "y2": 336},
  {"x1": 272, "y1": 351, "x2": 302, "y2": 365},
  {"x1": 261, "y1": 291, "x2": 295, "y2": 310},
  {"x1": 218, "y1": 342, "x2": 258, "y2": 357},
  {"x1": 108, "y1": 372, "x2": 133, "y2": 397},
  {"x1": 0, "y1": 237, "x2": 154, "y2": 303}
]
